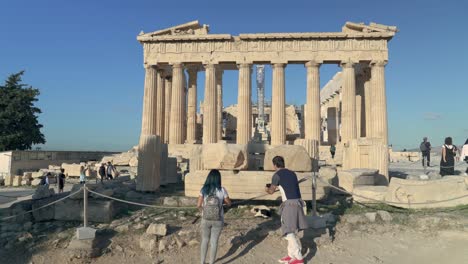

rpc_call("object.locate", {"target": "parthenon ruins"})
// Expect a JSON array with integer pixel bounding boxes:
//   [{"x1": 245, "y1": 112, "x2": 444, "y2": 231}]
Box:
[{"x1": 135, "y1": 21, "x2": 398, "y2": 195}]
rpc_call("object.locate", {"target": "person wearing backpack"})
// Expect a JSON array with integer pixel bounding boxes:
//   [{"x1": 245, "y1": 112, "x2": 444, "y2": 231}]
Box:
[
  {"x1": 197, "y1": 169, "x2": 231, "y2": 264},
  {"x1": 440, "y1": 137, "x2": 457, "y2": 176},
  {"x1": 420, "y1": 137, "x2": 432, "y2": 167}
]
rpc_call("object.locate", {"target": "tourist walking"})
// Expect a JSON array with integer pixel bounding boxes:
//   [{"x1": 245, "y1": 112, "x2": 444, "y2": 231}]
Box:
[
  {"x1": 460, "y1": 138, "x2": 468, "y2": 175},
  {"x1": 265, "y1": 156, "x2": 308, "y2": 264},
  {"x1": 79, "y1": 165, "x2": 87, "y2": 184},
  {"x1": 98, "y1": 163, "x2": 106, "y2": 183},
  {"x1": 197, "y1": 169, "x2": 231, "y2": 264},
  {"x1": 106, "y1": 161, "x2": 115, "y2": 180},
  {"x1": 420, "y1": 137, "x2": 432, "y2": 167},
  {"x1": 45, "y1": 172, "x2": 51, "y2": 185},
  {"x1": 57, "y1": 168, "x2": 66, "y2": 193},
  {"x1": 440, "y1": 137, "x2": 458, "y2": 176},
  {"x1": 330, "y1": 144, "x2": 336, "y2": 159}
]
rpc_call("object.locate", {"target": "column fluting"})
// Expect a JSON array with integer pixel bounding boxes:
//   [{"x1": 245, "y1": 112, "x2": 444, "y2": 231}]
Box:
[{"x1": 271, "y1": 63, "x2": 286, "y2": 145}]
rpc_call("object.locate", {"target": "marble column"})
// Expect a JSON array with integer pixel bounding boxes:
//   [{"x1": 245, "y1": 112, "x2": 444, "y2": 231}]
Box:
[
  {"x1": 140, "y1": 65, "x2": 158, "y2": 135},
  {"x1": 216, "y1": 69, "x2": 224, "y2": 141},
  {"x1": 271, "y1": 63, "x2": 286, "y2": 145},
  {"x1": 164, "y1": 77, "x2": 172, "y2": 144},
  {"x1": 155, "y1": 69, "x2": 165, "y2": 141},
  {"x1": 169, "y1": 63, "x2": 185, "y2": 144},
  {"x1": 237, "y1": 63, "x2": 252, "y2": 144},
  {"x1": 203, "y1": 64, "x2": 217, "y2": 144},
  {"x1": 340, "y1": 61, "x2": 357, "y2": 144},
  {"x1": 137, "y1": 65, "x2": 160, "y2": 191},
  {"x1": 186, "y1": 67, "x2": 198, "y2": 144},
  {"x1": 305, "y1": 61, "x2": 321, "y2": 141},
  {"x1": 364, "y1": 72, "x2": 372, "y2": 138},
  {"x1": 370, "y1": 60, "x2": 388, "y2": 145}
]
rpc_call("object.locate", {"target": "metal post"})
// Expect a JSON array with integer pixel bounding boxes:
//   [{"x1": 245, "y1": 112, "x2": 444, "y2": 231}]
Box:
[
  {"x1": 312, "y1": 170, "x2": 317, "y2": 216},
  {"x1": 83, "y1": 184, "x2": 88, "y2": 227}
]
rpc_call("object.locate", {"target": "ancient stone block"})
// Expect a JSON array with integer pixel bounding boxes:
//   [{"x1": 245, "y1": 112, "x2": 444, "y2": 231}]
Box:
[
  {"x1": 55, "y1": 199, "x2": 82, "y2": 221},
  {"x1": 264, "y1": 145, "x2": 312, "y2": 172},
  {"x1": 12, "y1": 176, "x2": 22, "y2": 187},
  {"x1": 337, "y1": 168, "x2": 378, "y2": 193},
  {"x1": 202, "y1": 143, "x2": 248, "y2": 170},
  {"x1": 61, "y1": 163, "x2": 83, "y2": 177},
  {"x1": 32, "y1": 185, "x2": 55, "y2": 200},
  {"x1": 385, "y1": 177, "x2": 468, "y2": 209},
  {"x1": 32, "y1": 196, "x2": 56, "y2": 221},
  {"x1": 353, "y1": 186, "x2": 387, "y2": 203}
]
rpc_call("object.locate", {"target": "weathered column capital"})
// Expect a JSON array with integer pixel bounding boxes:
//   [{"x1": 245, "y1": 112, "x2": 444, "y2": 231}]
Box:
[
  {"x1": 144, "y1": 64, "x2": 155, "y2": 69},
  {"x1": 370, "y1": 60, "x2": 388, "y2": 67},
  {"x1": 204, "y1": 63, "x2": 216, "y2": 69},
  {"x1": 272, "y1": 63, "x2": 286, "y2": 68},
  {"x1": 171, "y1": 62, "x2": 183, "y2": 68},
  {"x1": 340, "y1": 60, "x2": 356, "y2": 68},
  {"x1": 305, "y1": 60, "x2": 322, "y2": 68},
  {"x1": 237, "y1": 63, "x2": 252, "y2": 69}
]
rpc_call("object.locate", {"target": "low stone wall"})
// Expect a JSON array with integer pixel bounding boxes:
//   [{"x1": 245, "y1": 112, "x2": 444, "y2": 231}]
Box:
[{"x1": 185, "y1": 167, "x2": 337, "y2": 201}]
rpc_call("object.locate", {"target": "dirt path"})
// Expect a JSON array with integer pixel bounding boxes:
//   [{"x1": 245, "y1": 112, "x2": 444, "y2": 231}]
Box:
[{"x1": 5, "y1": 212, "x2": 466, "y2": 264}]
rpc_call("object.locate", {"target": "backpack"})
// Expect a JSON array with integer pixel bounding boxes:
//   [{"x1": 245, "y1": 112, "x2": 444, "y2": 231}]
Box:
[
  {"x1": 202, "y1": 192, "x2": 222, "y2": 221},
  {"x1": 420, "y1": 142, "x2": 428, "y2": 152}
]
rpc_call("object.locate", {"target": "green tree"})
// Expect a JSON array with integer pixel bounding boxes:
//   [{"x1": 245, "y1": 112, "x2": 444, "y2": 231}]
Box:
[{"x1": 0, "y1": 71, "x2": 46, "y2": 151}]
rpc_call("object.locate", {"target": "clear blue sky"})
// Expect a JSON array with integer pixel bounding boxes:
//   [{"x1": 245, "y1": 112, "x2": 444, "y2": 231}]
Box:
[{"x1": 1, "y1": 0, "x2": 467, "y2": 151}]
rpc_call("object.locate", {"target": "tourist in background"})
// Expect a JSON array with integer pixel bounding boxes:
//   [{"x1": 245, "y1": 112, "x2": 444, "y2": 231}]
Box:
[
  {"x1": 79, "y1": 165, "x2": 87, "y2": 184},
  {"x1": 440, "y1": 137, "x2": 457, "y2": 176},
  {"x1": 106, "y1": 161, "x2": 115, "y2": 180},
  {"x1": 197, "y1": 169, "x2": 231, "y2": 264},
  {"x1": 57, "y1": 168, "x2": 66, "y2": 193},
  {"x1": 420, "y1": 137, "x2": 432, "y2": 167},
  {"x1": 45, "y1": 172, "x2": 51, "y2": 185},
  {"x1": 98, "y1": 163, "x2": 106, "y2": 183},
  {"x1": 265, "y1": 156, "x2": 308, "y2": 264},
  {"x1": 330, "y1": 144, "x2": 336, "y2": 159},
  {"x1": 460, "y1": 138, "x2": 468, "y2": 176}
]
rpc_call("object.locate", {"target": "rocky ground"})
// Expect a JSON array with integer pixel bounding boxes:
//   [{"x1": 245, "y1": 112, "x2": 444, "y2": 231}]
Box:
[
  {"x1": 1, "y1": 160, "x2": 468, "y2": 264},
  {"x1": 1, "y1": 194, "x2": 468, "y2": 264}
]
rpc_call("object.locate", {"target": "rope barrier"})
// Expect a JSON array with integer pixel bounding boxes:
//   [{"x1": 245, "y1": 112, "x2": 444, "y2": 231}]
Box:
[
  {"x1": 0, "y1": 188, "x2": 83, "y2": 221},
  {"x1": 86, "y1": 189, "x2": 198, "y2": 210},
  {"x1": 316, "y1": 177, "x2": 468, "y2": 206}
]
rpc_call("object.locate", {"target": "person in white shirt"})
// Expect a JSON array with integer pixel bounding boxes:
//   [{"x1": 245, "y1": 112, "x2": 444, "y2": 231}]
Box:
[{"x1": 460, "y1": 138, "x2": 468, "y2": 175}]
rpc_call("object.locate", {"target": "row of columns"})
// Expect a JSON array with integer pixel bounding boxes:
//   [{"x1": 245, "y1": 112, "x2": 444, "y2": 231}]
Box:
[
  {"x1": 340, "y1": 60, "x2": 388, "y2": 145},
  {"x1": 140, "y1": 60, "x2": 387, "y2": 148}
]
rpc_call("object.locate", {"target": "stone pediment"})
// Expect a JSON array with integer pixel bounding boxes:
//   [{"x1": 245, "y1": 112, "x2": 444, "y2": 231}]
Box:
[
  {"x1": 343, "y1": 22, "x2": 398, "y2": 34},
  {"x1": 139, "y1": 20, "x2": 209, "y2": 37}
]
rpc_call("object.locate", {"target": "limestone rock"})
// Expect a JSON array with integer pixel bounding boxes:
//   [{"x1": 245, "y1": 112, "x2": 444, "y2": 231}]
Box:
[
  {"x1": 32, "y1": 185, "x2": 55, "y2": 200},
  {"x1": 139, "y1": 233, "x2": 157, "y2": 253},
  {"x1": 54, "y1": 199, "x2": 82, "y2": 221},
  {"x1": 337, "y1": 168, "x2": 378, "y2": 193},
  {"x1": 31, "y1": 171, "x2": 45, "y2": 179},
  {"x1": 12, "y1": 176, "x2": 22, "y2": 187},
  {"x1": 385, "y1": 177, "x2": 468, "y2": 209},
  {"x1": 32, "y1": 196, "x2": 56, "y2": 221},
  {"x1": 158, "y1": 238, "x2": 168, "y2": 252},
  {"x1": 31, "y1": 178, "x2": 42, "y2": 186},
  {"x1": 353, "y1": 186, "x2": 387, "y2": 203},
  {"x1": 188, "y1": 239, "x2": 199, "y2": 247},
  {"x1": 146, "y1": 223, "x2": 167, "y2": 236},
  {"x1": 264, "y1": 145, "x2": 312, "y2": 172},
  {"x1": 202, "y1": 142, "x2": 248, "y2": 170},
  {"x1": 115, "y1": 224, "x2": 129, "y2": 233},
  {"x1": 377, "y1": 210, "x2": 393, "y2": 222},
  {"x1": 61, "y1": 163, "x2": 84, "y2": 177},
  {"x1": 365, "y1": 212, "x2": 377, "y2": 222}
]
